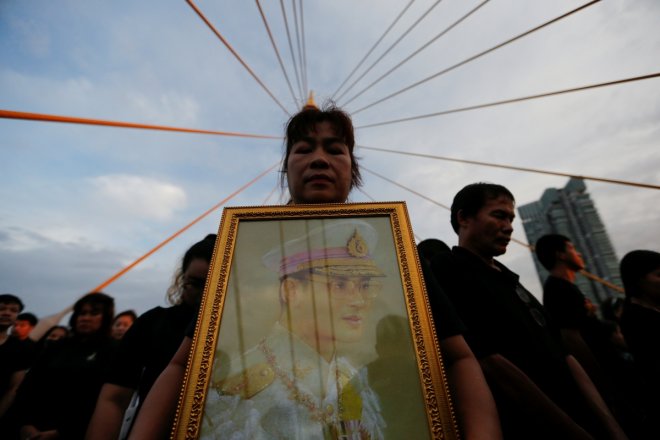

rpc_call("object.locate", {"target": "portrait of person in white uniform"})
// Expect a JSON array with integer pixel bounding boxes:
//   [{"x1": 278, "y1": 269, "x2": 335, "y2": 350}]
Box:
[{"x1": 200, "y1": 218, "x2": 403, "y2": 439}]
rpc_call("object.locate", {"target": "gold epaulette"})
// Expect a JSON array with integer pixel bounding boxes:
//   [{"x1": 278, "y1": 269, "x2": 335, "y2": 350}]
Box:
[{"x1": 216, "y1": 363, "x2": 275, "y2": 398}]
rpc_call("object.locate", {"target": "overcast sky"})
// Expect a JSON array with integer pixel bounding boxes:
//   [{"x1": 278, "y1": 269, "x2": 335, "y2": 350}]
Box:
[{"x1": 1, "y1": 0, "x2": 659, "y2": 321}]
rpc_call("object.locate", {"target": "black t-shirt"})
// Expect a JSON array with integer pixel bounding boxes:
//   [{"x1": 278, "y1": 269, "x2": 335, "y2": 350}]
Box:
[
  {"x1": 14, "y1": 335, "x2": 117, "y2": 439},
  {"x1": 431, "y1": 247, "x2": 592, "y2": 438},
  {"x1": 419, "y1": 258, "x2": 466, "y2": 340},
  {"x1": 106, "y1": 304, "x2": 195, "y2": 405},
  {"x1": 543, "y1": 276, "x2": 588, "y2": 329},
  {"x1": 0, "y1": 336, "x2": 35, "y2": 396},
  {"x1": 621, "y1": 302, "x2": 660, "y2": 390}
]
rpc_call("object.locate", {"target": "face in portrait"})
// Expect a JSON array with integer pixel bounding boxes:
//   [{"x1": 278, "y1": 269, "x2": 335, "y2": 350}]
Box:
[{"x1": 281, "y1": 273, "x2": 381, "y2": 351}]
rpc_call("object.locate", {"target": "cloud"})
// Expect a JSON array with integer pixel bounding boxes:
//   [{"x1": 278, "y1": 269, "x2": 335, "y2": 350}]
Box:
[
  {"x1": 8, "y1": 17, "x2": 50, "y2": 58},
  {"x1": 124, "y1": 91, "x2": 200, "y2": 126},
  {"x1": 0, "y1": 226, "x2": 174, "y2": 318},
  {"x1": 89, "y1": 174, "x2": 187, "y2": 221}
]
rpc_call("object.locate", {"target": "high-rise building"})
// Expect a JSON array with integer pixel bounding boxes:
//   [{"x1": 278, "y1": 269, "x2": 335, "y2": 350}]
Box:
[{"x1": 519, "y1": 178, "x2": 622, "y2": 306}]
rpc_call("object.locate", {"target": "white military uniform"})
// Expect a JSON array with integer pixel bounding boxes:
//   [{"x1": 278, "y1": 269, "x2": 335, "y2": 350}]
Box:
[{"x1": 201, "y1": 323, "x2": 384, "y2": 440}]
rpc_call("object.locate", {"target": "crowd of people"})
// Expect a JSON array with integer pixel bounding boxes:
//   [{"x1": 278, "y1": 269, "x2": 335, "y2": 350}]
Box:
[{"x1": 0, "y1": 104, "x2": 658, "y2": 439}]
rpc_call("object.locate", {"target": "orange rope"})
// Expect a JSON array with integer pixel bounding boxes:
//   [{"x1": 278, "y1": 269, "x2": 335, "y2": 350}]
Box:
[
  {"x1": 0, "y1": 109, "x2": 281, "y2": 139},
  {"x1": 359, "y1": 145, "x2": 660, "y2": 191},
  {"x1": 186, "y1": 0, "x2": 290, "y2": 116},
  {"x1": 362, "y1": 166, "x2": 624, "y2": 292},
  {"x1": 255, "y1": 0, "x2": 299, "y2": 104},
  {"x1": 91, "y1": 162, "x2": 279, "y2": 292}
]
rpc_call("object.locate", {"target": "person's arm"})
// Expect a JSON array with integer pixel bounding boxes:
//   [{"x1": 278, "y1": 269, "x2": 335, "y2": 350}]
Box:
[
  {"x1": 565, "y1": 355, "x2": 628, "y2": 440},
  {"x1": 19, "y1": 426, "x2": 60, "y2": 440},
  {"x1": 479, "y1": 354, "x2": 594, "y2": 440},
  {"x1": 85, "y1": 384, "x2": 134, "y2": 440},
  {"x1": 560, "y1": 329, "x2": 610, "y2": 396},
  {"x1": 127, "y1": 337, "x2": 192, "y2": 440},
  {"x1": 440, "y1": 335, "x2": 502, "y2": 440},
  {"x1": 0, "y1": 369, "x2": 26, "y2": 417}
]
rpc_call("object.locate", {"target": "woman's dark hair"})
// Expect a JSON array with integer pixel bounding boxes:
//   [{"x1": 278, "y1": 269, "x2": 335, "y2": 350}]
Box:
[
  {"x1": 167, "y1": 234, "x2": 217, "y2": 305},
  {"x1": 620, "y1": 249, "x2": 660, "y2": 299},
  {"x1": 36, "y1": 325, "x2": 70, "y2": 350},
  {"x1": 69, "y1": 292, "x2": 115, "y2": 336},
  {"x1": 280, "y1": 104, "x2": 362, "y2": 193},
  {"x1": 450, "y1": 182, "x2": 515, "y2": 233},
  {"x1": 113, "y1": 309, "x2": 138, "y2": 324},
  {"x1": 417, "y1": 239, "x2": 451, "y2": 266}
]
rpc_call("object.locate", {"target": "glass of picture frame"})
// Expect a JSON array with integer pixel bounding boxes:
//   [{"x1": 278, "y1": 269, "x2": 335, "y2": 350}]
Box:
[{"x1": 173, "y1": 202, "x2": 459, "y2": 439}]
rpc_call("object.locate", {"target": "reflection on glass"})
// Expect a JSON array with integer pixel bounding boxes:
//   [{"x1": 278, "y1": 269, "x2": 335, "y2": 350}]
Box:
[{"x1": 201, "y1": 218, "x2": 427, "y2": 439}]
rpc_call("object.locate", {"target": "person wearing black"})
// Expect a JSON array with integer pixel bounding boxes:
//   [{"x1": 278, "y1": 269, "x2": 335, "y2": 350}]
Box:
[
  {"x1": 620, "y1": 250, "x2": 660, "y2": 436},
  {"x1": 15, "y1": 292, "x2": 117, "y2": 440},
  {"x1": 430, "y1": 183, "x2": 627, "y2": 439},
  {"x1": 0, "y1": 294, "x2": 35, "y2": 429},
  {"x1": 130, "y1": 104, "x2": 502, "y2": 440},
  {"x1": 536, "y1": 234, "x2": 647, "y2": 438},
  {"x1": 86, "y1": 234, "x2": 215, "y2": 440}
]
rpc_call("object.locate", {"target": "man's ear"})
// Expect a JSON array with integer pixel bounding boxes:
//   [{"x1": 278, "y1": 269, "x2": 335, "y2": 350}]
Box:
[
  {"x1": 280, "y1": 278, "x2": 300, "y2": 305},
  {"x1": 456, "y1": 209, "x2": 471, "y2": 229},
  {"x1": 554, "y1": 249, "x2": 566, "y2": 266}
]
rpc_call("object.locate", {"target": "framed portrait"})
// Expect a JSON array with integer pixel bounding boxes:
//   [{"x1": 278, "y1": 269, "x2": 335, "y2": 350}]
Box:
[{"x1": 173, "y1": 202, "x2": 459, "y2": 439}]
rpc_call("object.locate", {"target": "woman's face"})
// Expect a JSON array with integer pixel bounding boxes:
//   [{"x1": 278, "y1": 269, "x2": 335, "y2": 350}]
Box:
[
  {"x1": 286, "y1": 121, "x2": 352, "y2": 204},
  {"x1": 75, "y1": 304, "x2": 104, "y2": 336},
  {"x1": 639, "y1": 266, "x2": 660, "y2": 305},
  {"x1": 46, "y1": 327, "x2": 68, "y2": 341},
  {"x1": 111, "y1": 315, "x2": 134, "y2": 340},
  {"x1": 181, "y1": 258, "x2": 211, "y2": 306}
]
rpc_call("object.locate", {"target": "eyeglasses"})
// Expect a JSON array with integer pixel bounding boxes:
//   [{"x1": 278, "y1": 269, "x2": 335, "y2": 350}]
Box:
[{"x1": 305, "y1": 276, "x2": 382, "y2": 300}]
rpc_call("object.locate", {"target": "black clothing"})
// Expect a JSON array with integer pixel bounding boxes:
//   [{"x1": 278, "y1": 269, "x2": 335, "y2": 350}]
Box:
[
  {"x1": 419, "y1": 258, "x2": 466, "y2": 339},
  {"x1": 0, "y1": 336, "x2": 35, "y2": 397},
  {"x1": 14, "y1": 335, "x2": 117, "y2": 439},
  {"x1": 431, "y1": 247, "x2": 594, "y2": 439},
  {"x1": 621, "y1": 302, "x2": 660, "y2": 384},
  {"x1": 544, "y1": 276, "x2": 649, "y2": 438},
  {"x1": 0, "y1": 336, "x2": 35, "y2": 434},
  {"x1": 543, "y1": 276, "x2": 588, "y2": 329},
  {"x1": 106, "y1": 304, "x2": 195, "y2": 406},
  {"x1": 621, "y1": 302, "x2": 660, "y2": 421}
]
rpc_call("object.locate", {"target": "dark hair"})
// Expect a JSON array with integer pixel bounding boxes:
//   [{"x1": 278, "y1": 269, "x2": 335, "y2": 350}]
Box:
[
  {"x1": 417, "y1": 238, "x2": 451, "y2": 266},
  {"x1": 69, "y1": 292, "x2": 115, "y2": 336},
  {"x1": 620, "y1": 250, "x2": 660, "y2": 299},
  {"x1": 280, "y1": 104, "x2": 362, "y2": 192},
  {"x1": 113, "y1": 310, "x2": 137, "y2": 324},
  {"x1": 37, "y1": 325, "x2": 70, "y2": 348},
  {"x1": 16, "y1": 312, "x2": 38, "y2": 326},
  {"x1": 42, "y1": 325, "x2": 70, "y2": 340},
  {"x1": 167, "y1": 234, "x2": 217, "y2": 305},
  {"x1": 535, "y1": 234, "x2": 570, "y2": 270},
  {"x1": 0, "y1": 294, "x2": 24, "y2": 311},
  {"x1": 450, "y1": 183, "x2": 515, "y2": 233}
]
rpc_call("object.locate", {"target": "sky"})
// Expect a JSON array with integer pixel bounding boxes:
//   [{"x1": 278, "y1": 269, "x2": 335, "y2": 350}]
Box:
[{"x1": 1, "y1": 0, "x2": 659, "y2": 321}]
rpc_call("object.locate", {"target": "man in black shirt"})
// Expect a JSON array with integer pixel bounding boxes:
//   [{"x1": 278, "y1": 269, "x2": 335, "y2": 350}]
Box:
[
  {"x1": 0, "y1": 294, "x2": 35, "y2": 429},
  {"x1": 431, "y1": 183, "x2": 627, "y2": 440},
  {"x1": 536, "y1": 234, "x2": 646, "y2": 438}
]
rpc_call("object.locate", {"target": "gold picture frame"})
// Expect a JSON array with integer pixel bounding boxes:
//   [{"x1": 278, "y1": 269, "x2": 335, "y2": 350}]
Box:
[{"x1": 173, "y1": 202, "x2": 459, "y2": 439}]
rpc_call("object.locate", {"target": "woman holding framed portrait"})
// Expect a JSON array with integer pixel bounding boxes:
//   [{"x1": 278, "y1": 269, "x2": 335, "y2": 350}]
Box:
[{"x1": 128, "y1": 103, "x2": 500, "y2": 440}]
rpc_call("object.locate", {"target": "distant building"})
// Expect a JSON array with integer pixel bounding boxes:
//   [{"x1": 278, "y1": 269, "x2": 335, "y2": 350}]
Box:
[{"x1": 519, "y1": 178, "x2": 621, "y2": 306}]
